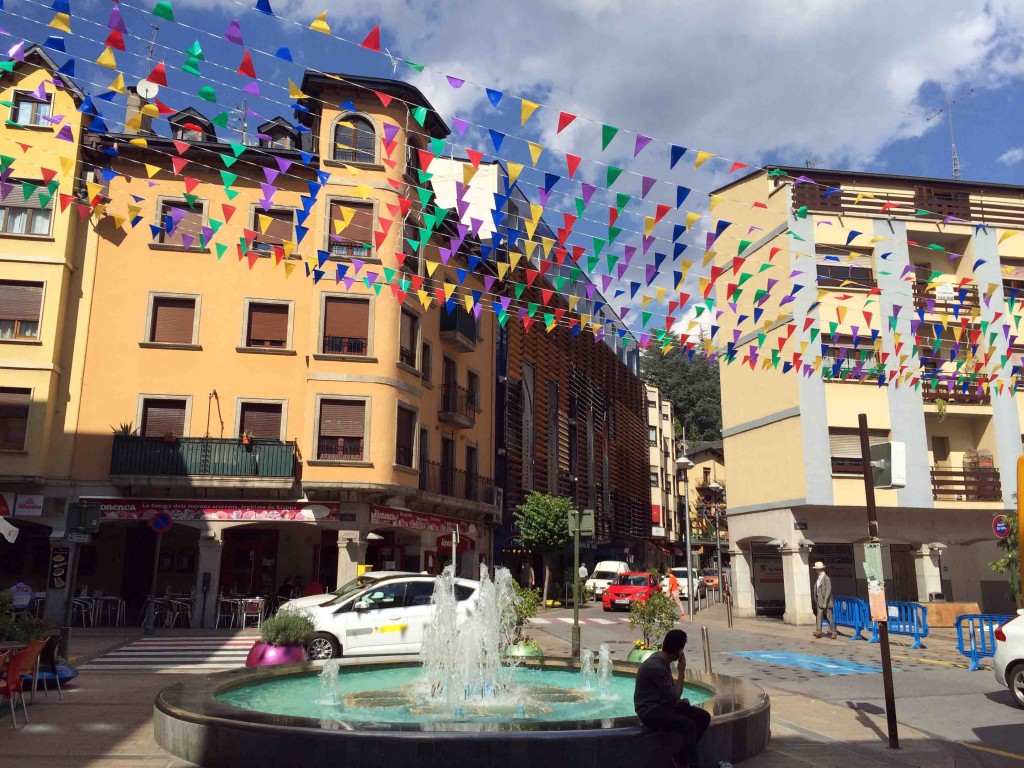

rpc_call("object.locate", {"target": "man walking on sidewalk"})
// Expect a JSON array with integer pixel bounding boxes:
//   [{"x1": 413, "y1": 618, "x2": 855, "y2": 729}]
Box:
[{"x1": 813, "y1": 561, "x2": 836, "y2": 639}]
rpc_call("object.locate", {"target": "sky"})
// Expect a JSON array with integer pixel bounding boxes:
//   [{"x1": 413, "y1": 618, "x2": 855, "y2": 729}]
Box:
[{"x1": 6, "y1": 0, "x2": 1024, "y2": 339}]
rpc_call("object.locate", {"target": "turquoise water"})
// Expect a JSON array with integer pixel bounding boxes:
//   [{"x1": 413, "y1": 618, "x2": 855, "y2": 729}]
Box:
[{"x1": 217, "y1": 665, "x2": 713, "y2": 724}]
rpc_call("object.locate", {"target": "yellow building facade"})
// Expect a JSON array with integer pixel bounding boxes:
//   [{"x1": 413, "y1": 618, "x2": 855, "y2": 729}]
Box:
[{"x1": 712, "y1": 167, "x2": 1020, "y2": 624}]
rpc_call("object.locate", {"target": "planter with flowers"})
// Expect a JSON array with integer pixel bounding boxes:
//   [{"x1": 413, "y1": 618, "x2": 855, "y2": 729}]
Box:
[
  {"x1": 245, "y1": 610, "x2": 315, "y2": 667},
  {"x1": 626, "y1": 591, "x2": 677, "y2": 662},
  {"x1": 240, "y1": 429, "x2": 255, "y2": 447}
]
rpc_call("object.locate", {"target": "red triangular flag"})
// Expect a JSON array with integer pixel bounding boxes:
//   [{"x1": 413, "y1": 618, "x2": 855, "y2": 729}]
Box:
[
  {"x1": 153, "y1": 98, "x2": 176, "y2": 116},
  {"x1": 565, "y1": 153, "x2": 581, "y2": 179},
  {"x1": 236, "y1": 50, "x2": 256, "y2": 79},
  {"x1": 374, "y1": 91, "x2": 392, "y2": 107},
  {"x1": 361, "y1": 25, "x2": 380, "y2": 52},
  {"x1": 183, "y1": 177, "x2": 200, "y2": 194},
  {"x1": 40, "y1": 168, "x2": 56, "y2": 185},
  {"x1": 416, "y1": 149, "x2": 434, "y2": 171},
  {"x1": 466, "y1": 149, "x2": 483, "y2": 169},
  {"x1": 171, "y1": 156, "x2": 189, "y2": 175},
  {"x1": 105, "y1": 30, "x2": 126, "y2": 51},
  {"x1": 374, "y1": 229, "x2": 388, "y2": 248},
  {"x1": 556, "y1": 111, "x2": 576, "y2": 133},
  {"x1": 172, "y1": 140, "x2": 190, "y2": 156},
  {"x1": 59, "y1": 193, "x2": 74, "y2": 212},
  {"x1": 728, "y1": 161, "x2": 749, "y2": 174},
  {"x1": 147, "y1": 61, "x2": 167, "y2": 86},
  {"x1": 222, "y1": 204, "x2": 236, "y2": 222}
]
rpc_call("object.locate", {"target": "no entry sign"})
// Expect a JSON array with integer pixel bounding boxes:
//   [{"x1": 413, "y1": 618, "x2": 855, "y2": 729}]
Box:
[
  {"x1": 150, "y1": 511, "x2": 173, "y2": 534},
  {"x1": 993, "y1": 515, "x2": 1011, "y2": 539}
]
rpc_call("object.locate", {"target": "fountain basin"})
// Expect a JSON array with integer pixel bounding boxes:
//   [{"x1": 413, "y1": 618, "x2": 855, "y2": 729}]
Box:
[{"x1": 155, "y1": 657, "x2": 770, "y2": 767}]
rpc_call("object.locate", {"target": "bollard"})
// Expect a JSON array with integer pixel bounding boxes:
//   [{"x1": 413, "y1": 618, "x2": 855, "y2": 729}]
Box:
[
  {"x1": 967, "y1": 620, "x2": 980, "y2": 672},
  {"x1": 726, "y1": 593, "x2": 733, "y2": 628},
  {"x1": 701, "y1": 626, "x2": 712, "y2": 674}
]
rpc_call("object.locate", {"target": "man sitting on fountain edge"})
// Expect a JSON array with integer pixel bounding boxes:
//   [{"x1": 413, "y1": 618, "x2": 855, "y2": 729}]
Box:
[{"x1": 633, "y1": 629, "x2": 711, "y2": 768}]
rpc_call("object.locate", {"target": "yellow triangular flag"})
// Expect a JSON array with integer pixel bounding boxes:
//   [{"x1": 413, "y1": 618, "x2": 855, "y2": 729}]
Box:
[
  {"x1": 644, "y1": 216, "x2": 656, "y2": 237},
  {"x1": 567, "y1": 295, "x2": 579, "y2": 311},
  {"x1": 417, "y1": 290, "x2": 433, "y2": 309},
  {"x1": 310, "y1": 10, "x2": 331, "y2": 34},
  {"x1": 462, "y1": 163, "x2": 476, "y2": 185},
  {"x1": 352, "y1": 183, "x2": 372, "y2": 199},
  {"x1": 95, "y1": 46, "x2": 117, "y2": 69},
  {"x1": 853, "y1": 192, "x2": 875, "y2": 205},
  {"x1": 424, "y1": 260, "x2": 439, "y2": 277},
  {"x1": 141, "y1": 103, "x2": 160, "y2": 118},
  {"x1": 496, "y1": 262, "x2": 509, "y2": 279},
  {"x1": 522, "y1": 241, "x2": 538, "y2": 260},
  {"x1": 998, "y1": 230, "x2": 1019, "y2": 244},
  {"x1": 520, "y1": 99, "x2": 540, "y2": 125},
  {"x1": 525, "y1": 218, "x2": 539, "y2": 241},
  {"x1": 685, "y1": 211, "x2": 702, "y2": 230},
  {"x1": 443, "y1": 282, "x2": 457, "y2": 300},
  {"x1": 527, "y1": 142, "x2": 544, "y2": 167},
  {"x1": 111, "y1": 214, "x2": 126, "y2": 230},
  {"x1": 59, "y1": 156, "x2": 75, "y2": 176},
  {"x1": 108, "y1": 73, "x2": 126, "y2": 94},
  {"x1": 288, "y1": 79, "x2": 307, "y2": 100},
  {"x1": 509, "y1": 251, "x2": 522, "y2": 271},
  {"x1": 49, "y1": 12, "x2": 71, "y2": 33},
  {"x1": 283, "y1": 242, "x2": 296, "y2": 260},
  {"x1": 540, "y1": 236, "x2": 554, "y2": 259},
  {"x1": 702, "y1": 250, "x2": 717, "y2": 267},
  {"x1": 463, "y1": 294, "x2": 475, "y2": 312},
  {"x1": 258, "y1": 214, "x2": 272, "y2": 234},
  {"x1": 656, "y1": 287, "x2": 667, "y2": 304},
  {"x1": 694, "y1": 151, "x2": 714, "y2": 169},
  {"x1": 284, "y1": 262, "x2": 295, "y2": 277},
  {"x1": 86, "y1": 182, "x2": 103, "y2": 202},
  {"x1": 529, "y1": 203, "x2": 543, "y2": 223},
  {"x1": 708, "y1": 195, "x2": 724, "y2": 211},
  {"x1": 128, "y1": 137, "x2": 148, "y2": 148},
  {"x1": 144, "y1": 164, "x2": 161, "y2": 179},
  {"x1": 507, "y1": 162, "x2": 523, "y2": 187}
]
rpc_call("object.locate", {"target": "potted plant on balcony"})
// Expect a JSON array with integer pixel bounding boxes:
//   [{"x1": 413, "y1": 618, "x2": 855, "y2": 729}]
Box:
[
  {"x1": 162, "y1": 432, "x2": 177, "y2": 444},
  {"x1": 627, "y1": 591, "x2": 677, "y2": 662},
  {"x1": 245, "y1": 610, "x2": 315, "y2": 667},
  {"x1": 505, "y1": 581, "x2": 543, "y2": 657},
  {"x1": 111, "y1": 422, "x2": 135, "y2": 436},
  {"x1": 240, "y1": 429, "x2": 254, "y2": 446}
]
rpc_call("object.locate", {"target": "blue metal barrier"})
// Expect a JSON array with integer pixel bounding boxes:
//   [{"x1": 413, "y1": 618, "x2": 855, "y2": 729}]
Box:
[
  {"x1": 955, "y1": 614, "x2": 1014, "y2": 671},
  {"x1": 830, "y1": 596, "x2": 870, "y2": 640},
  {"x1": 869, "y1": 601, "x2": 929, "y2": 649}
]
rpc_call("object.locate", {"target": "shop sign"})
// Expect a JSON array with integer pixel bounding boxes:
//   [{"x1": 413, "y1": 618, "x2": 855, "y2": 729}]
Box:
[
  {"x1": 651, "y1": 504, "x2": 661, "y2": 524},
  {"x1": 14, "y1": 494, "x2": 44, "y2": 517},
  {"x1": 755, "y1": 561, "x2": 783, "y2": 584},
  {"x1": 370, "y1": 506, "x2": 477, "y2": 538},
  {"x1": 651, "y1": 526, "x2": 666, "y2": 538},
  {"x1": 49, "y1": 546, "x2": 70, "y2": 590},
  {"x1": 437, "y1": 533, "x2": 473, "y2": 553},
  {"x1": 0, "y1": 493, "x2": 13, "y2": 517},
  {"x1": 84, "y1": 498, "x2": 341, "y2": 522}
]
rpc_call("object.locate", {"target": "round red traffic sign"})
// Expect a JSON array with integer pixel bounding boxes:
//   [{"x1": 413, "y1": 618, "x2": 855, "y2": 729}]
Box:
[
  {"x1": 150, "y1": 511, "x2": 173, "y2": 534},
  {"x1": 993, "y1": 515, "x2": 1010, "y2": 539}
]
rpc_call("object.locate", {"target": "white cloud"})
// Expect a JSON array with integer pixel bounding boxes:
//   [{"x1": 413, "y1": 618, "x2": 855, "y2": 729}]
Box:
[{"x1": 997, "y1": 147, "x2": 1024, "y2": 166}]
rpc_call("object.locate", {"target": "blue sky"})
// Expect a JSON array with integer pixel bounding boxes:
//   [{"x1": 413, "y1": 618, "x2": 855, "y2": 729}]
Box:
[{"x1": 6, "y1": 0, "x2": 1024, "y2": 336}]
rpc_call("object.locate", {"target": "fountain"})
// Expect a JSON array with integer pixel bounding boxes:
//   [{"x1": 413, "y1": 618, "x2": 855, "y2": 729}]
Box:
[{"x1": 155, "y1": 564, "x2": 769, "y2": 767}]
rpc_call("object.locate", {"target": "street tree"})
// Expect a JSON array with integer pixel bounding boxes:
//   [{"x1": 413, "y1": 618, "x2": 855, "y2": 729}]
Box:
[
  {"x1": 641, "y1": 340, "x2": 722, "y2": 442},
  {"x1": 513, "y1": 492, "x2": 572, "y2": 605},
  {"x1": 990, "y1": 513, "x2": 1021, "y2": 609}
]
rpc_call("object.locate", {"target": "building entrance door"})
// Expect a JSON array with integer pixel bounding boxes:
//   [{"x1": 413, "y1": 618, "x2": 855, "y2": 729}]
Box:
[
  {"x1": 889, "y1": 544, "x2": 918, "y2": 602},
  {"x1": 220, "y1": 528, "x2": 279, "y2": 596}
]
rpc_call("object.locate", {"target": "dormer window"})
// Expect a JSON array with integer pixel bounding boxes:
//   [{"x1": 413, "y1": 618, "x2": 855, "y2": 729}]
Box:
[
  {"x1": 262, "y1": 132, "x2": 293, "y2": 150},
  {"x1": 169, "y1": 110, "x2": 216, "y2": 143},
  {"x1": 12, "y1": 92, "x2": 52, "y2": 127},
  {"x1": 175, "y1": 127, "x2": 205, "y2": 142}
]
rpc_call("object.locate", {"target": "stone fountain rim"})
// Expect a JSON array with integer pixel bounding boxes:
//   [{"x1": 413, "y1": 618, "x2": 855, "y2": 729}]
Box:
[{"x1": 155, "y1": 655, "x2": 769, "y2": 736}]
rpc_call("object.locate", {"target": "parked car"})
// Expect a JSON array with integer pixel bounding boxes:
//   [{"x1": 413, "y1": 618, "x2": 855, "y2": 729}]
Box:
[
  {"x1": 602, "y1": 572, "x2": 662, "y2": 612},
  {"x1": 279, "y1": 571, "x2": 413, "y2": 612},
  {"x1": 660, "y1": 567, "x2": 707, "y2": 600},
  {"x1": 280, "y1": 574, "x2": 479, "y2": 659},
  {"x1": 994, "y1": 612, "x2": 1024, "y2": 707},
  {"x1": 703, "y1": 568, "x2": 721, "y2": 589},
  {"x1": 585, "y1": 561, "x2": 630, "y2": 599}
]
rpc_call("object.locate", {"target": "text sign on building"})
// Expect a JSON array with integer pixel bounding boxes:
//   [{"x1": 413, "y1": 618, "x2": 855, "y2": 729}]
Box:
[
  {"x1": 0, "y1": 493, "x2": 13, "y2": 517},
  {"x1": 84, "y1": 498, "x2": 341, "y2": 522},
  {"x1": 14, "y1": 494, "x2": 43, "y2": 517},
  {"x1": 369, "y1": 506, "x2": 477, "y2": 538}
]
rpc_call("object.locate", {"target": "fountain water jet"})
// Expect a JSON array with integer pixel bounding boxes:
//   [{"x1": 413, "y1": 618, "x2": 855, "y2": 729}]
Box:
[
  {"x1": 597, "y1": 643, "x2": 613, "y2": 698},
  {"x1": 318, "y1": 659, "x2": 340, "y2": 707},
  {"x1": 579, "y1": 648, "x2": 596, "y2": 691}
]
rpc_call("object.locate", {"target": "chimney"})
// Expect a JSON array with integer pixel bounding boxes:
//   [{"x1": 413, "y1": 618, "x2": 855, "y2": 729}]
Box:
[{"x1": 124, "y1": 86, "x2": 153, "y2": 136}]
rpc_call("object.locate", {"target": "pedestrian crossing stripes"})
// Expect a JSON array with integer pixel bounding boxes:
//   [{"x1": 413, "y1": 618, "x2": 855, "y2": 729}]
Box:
[
  {"x1": 83, "y1": 635, "x2": 255, "y2": 673},
  {"x1": 528, "y1": 616, "x2": 631, "y2": 626}
]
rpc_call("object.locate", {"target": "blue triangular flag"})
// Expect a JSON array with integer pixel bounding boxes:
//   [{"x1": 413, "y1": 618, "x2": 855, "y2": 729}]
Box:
[
  {"x1": 295, "y1": 224, "x2": 308, "y2": 243},
  {"x1": 485, "y1": 88, "x2": 503, "y2": 107},
  {"x1": 489, "y1": 129, "x2": 504, "y2": 151},
  {"x1": 255, "y1": 0, "x2": 273, "y2": 14},
  {"x1": 100, "y1": 169, "x2": 119, "y2": 183},
  {"x1": 51, "y1": 0, "x2": 70, "y2": 13},
  {"x1": 57, "y1": 58, "x2": 75, "y2": 76},
  {"x1": 676, "y1": 186, "x2": 690, "y2": 208},
  {"x1": 340, "y1": 101, "x2": 356, "y2": 112},
  {"x1": 300, "y1": 151, "x2": 314, "y2": 166},
  {"x1": 43, "y1": 36, "x2": 66, "y2": 53},
  {"x1": 316, "y1": 170, "x2": 331, "y2": 185},
  {"x1": 672, "y1": 224, "x2": 686, "y2": 242},
  {"x1": 670, "y1": 145, "x2": 687, "y2": 169},
  {"x1": 300, "y1": 195, "x2": 316, "y2": 213},
  {"x1": 274, "y1": 47, "x2": 292, "y2": 62},
  {"x1": 149, "y1": 224, "x2": 163, "y2": 240},
  {"x1": 78, "y1": 96, "x2": 96, "y2": 115},
  {"x1": 544, "y1": 173, "x2": 560, "y2": 193},
  {"x1": 84, "y1": 116, "x2": 108, "y2": 133},
  {"x1": 673, "y1": 242, "x2": 688, "y2": 259},
  {"x1": 313, "y1": 269, "x2": 325, "y2": 284},
  {"x1": 317, "y1": 250, "x2": 331, "y2": 268}
]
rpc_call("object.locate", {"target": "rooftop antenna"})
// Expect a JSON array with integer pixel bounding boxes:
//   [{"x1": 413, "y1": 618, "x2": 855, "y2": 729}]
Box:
[
  {"x1": 145, "y1": 24, "x2": 160, "y2": 68},
  {"x1": 804, "y1": 157, "x2": 822, "y2": 169},
  {"x1": 926, "y1": 88, "x2": 973, "y2": 181}
]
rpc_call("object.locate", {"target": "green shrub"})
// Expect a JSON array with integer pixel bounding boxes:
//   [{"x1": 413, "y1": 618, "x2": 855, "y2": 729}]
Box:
[
  {"x1": 0, "y1": 591, "x2": 52, "y2": 643},
  {"x1": 260, "y1": 610, "x2": 316, "y2": 647},
  {"x1": 511, "y1": 581, "x2": 540, "y2": 644},
  {"x1": 628, "y1": 591, "x2": 678, "y2": 649}
]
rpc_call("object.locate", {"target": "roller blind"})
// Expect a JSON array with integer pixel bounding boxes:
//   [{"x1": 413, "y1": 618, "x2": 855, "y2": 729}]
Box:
[
  {"x1": 240, "y1": 403, "x2": 282, "y2": 439},
  {"x1": 141, "y1": 399, "x2": 186, "y2": 437},
  {"x1": 319, "y1": 400, "x2": 365, "y2": 438},
  {"x1": 0, "y1": 387, "x2": 29, "y2": 450},
  {"x1": 246, "y1": 303, "x2": 288, "y2": 346},
  {"x1": 323, "y1": 298, "x2": 368, "y2": 338},
  {"x1": 329, "y1": 202, "x2": 373, "y2": 246},
  {"x1": 150, "y1": 297, "x2": 195, "y2": 344},
  {"x1": 400, "y1": 310, "x2": 418, "y2": 350},
  {"x1": 161, "y1": 201, "x2": 204, "y2": 246},
  {"x1": 0, "y1": 281, "x2": 42, "y2": 322},
  {"x1": 829, "y1": 428, "x2": 887, "y2": 458},
  {"x1": 255, "y1": 209, "x2": 293, "y2": 246}
]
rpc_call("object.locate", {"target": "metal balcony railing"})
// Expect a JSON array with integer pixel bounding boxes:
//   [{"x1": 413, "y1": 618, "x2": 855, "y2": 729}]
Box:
[
  {"x1": 931, "y1": 466, "x2": 1002, "y2": 502},
  {"x1": 912, "y1": 281, "x2": 979, "y2": 314},
  {"x1": 439, "y1": 307, "x2": 477, "y2": 352},
  {"x1": 439, "y1": 385, "x2": 476, "y2": 428},
  {"x1": 419, "y1": 460, "x2": 494, "y2": 503},
  {"x1": 110, "y1": 435, "x2": 296, "y2": 478},
  {"x1": 317, "y1": 437, "x2": 364, "y2": 461},
  {"x1": 322, "y1": 335, "x2": 368, "y2": 356},
  {"x1": 396, "y1": 444, "x2": 414, "y2": 468},
  {"x1": 921, "y1": 381, "x2": 990, "y2": 405}
]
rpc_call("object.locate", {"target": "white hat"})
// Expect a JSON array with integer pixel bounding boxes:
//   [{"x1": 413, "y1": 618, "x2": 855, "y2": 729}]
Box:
[{"x1": 813, "y1": 561, "x2": 826, "y2": 570}]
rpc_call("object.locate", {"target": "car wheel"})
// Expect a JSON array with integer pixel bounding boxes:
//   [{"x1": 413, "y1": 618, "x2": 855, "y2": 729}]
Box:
[
  {"x1": 307, "y1": 632, "x2": 340, "y2": 660},
  {"x1": 1010, "y1": 663, "x2": 1024, "y2": 708}
]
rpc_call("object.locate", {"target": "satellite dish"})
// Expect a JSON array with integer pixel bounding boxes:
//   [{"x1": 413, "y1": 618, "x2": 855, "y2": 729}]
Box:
[{"x1": 136, "y1": 79, "x2": 159, "y2": 100}]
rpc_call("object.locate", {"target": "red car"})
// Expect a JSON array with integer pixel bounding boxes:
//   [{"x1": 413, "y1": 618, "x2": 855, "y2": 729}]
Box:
[{"x1": 602, "y1": 572, "x2": 661, "y2": 612}]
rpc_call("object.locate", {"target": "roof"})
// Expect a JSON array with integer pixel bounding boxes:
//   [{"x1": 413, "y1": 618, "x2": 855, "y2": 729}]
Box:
[
  {"x1": 257, "y1": 116, "x2": 296, "y2": 134},
  {"x1": 298, "y1": 72, "x2": 449, "y2": 138},
  {"x1": 687, "y1": 439, "x2": 723, "y2": 459},
  {"x1": 711, "y1": 164, "x2": 1024, "y2": 197},
  {"x1": 16, "y1": 44, "x2": 85, "y2": 104}
]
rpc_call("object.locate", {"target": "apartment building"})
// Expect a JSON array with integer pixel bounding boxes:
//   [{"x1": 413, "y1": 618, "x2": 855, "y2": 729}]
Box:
[
  {"x1": 681, "y1": 440, "x2": 726, "y2": 571},
  {"x1": 0, "y1": 47, "x2": 93, "y2": 595},
  {"x1": 646, "y1": 384, "x2": 682, "y2": 568},
  {"x1": 711, "y1": 167, "x2": 1020, "y2": 624}
]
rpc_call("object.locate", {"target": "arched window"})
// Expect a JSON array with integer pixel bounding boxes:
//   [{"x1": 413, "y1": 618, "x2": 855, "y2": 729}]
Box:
[{"x1": 333, "y1": 114, "x2": 376, "y2": 164}]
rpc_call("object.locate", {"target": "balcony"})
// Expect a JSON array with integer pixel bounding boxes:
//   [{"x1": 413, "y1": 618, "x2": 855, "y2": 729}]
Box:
[
  {"x1": 322, "y1": 335, "x2": 367, "y2": 356},
  {"x1": 110, "y1": 435, "x2": 297, "y2": 486},
  {"x1": 921, "y1": 381, "x2": 990, "y2": 406},
  {"x1": 912, "y1": 281, "x2": 979, "y2": 314},
  {"x1": 438, "y1": 385, "x2": 476, "y2": 428},
  {"x1": 439, "y1": 307, "x2": 477, "y2": 352},
  {"x1": 418, "y1": 460, "x2": 495, "y2": 504},
  {"x1": 317, "y1": 437, "x2": 364, "y2": 462},
  {"x1": 931, "y1": 467, "x2": 1002, "y2": 502}
]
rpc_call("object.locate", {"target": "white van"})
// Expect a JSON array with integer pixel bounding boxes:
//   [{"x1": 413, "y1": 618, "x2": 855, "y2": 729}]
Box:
[{"x1": 585, "y1": 561, "x2": 630, "y2": 598}]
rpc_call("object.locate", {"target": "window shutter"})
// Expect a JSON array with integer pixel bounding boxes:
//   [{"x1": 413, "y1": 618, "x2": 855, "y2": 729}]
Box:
[
  {"x1": 247, "y1": 303, "x2": 288, "y2": 346},
  {"x1": 240, "y1": 403, "x2": 282, "y2": 439},
  {"x1": 323, "y1": 298, "x2": 369, "y2": 338},
  {"x1": 330, "y1": 202, "x2": 373, "y2": 246},
  {"x1": 319, "y1": 400, "x2": 365, "y2": 438},
  {"x1": 257, "y1": 209, "x2": 293, "y2": 245},
  {"x1": 0, "y1": 181, "x2": 54, "y2": 209},
  {"x1": 141, "y1": 399, "x2": 186, "y2": 437},
  {"x1": 400, "y1": 310, "x2": 417, "y2": 350},
  {"x1": 151, "y1": 297, "x2": 195, "y2": 344},
  {"x1": 0, "y1": 387, "x2": 29, "y2": 450},
  {"x1": 396, "y1": 407, "x2": 415, "y2": 451},
  {"x1": 0, "y1": 281, "x2": 42, "y2": 322},
  {"x1": 829, "y1": 428, "x2": 886, "y2": 457}
]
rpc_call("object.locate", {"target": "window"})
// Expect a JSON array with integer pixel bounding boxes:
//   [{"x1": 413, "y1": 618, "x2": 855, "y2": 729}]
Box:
[
  {"x1": 466, "y1": 445, "x2": 480, "y2": 500},
  {"x1": 399, "y1": 309, "x2": 419, "y2": 367},
  {"x1": 468, "y1": 371, "x2": 481, "y2": 409},
  {"x1": 648, "y1": 399, "x2": 657, "y2": 409},
  {"x1": 0, "y1": 387, "x2": 29, "y2": 450},
  {"x1": 650, "y1": 471, "x2": 659, "y2": 487},
  {"x1": 239, "y1": 402, "x2": 283, "y2": 440},
  {"x1": 318, "y1": 399, "x2": 366, "y2": 460},
  {"x1": 396, "y1": 405, "x2": 416, "y2": 468},
  {"x1": 322, "y1": 297, "x2": 369, "y2": 355},
  {"x1": 328, "y1": 201, "x2": 374, "y2": 257},
  {"x1": 148, "y1": 296, "x2": 196, "y2": 345},
  {"x1": 333, "y1": 115, "x2": 376, "y2": 164},
  {"x1": 816, "y1": 247, "x2": 875, "y2": 290},
  {"x1": 0, "y1": 280, "x2": 42, "y2": 340},
  {"x1": 420, "y1": 340, "x2": 432, "y2": 383},
  {"x1": 158, "y1": 200, "x2": 204, "y2": 248},
  {"x1": 829, "y1": 427, "x2": 887, "y2": 475},
  {"x1": 915, "y1": 185, "x2": 970, "y2": 221},
  {"x1": 252, "y1": 209, "x2": 295, "y2": 254},
  {"x1": 402, "y1": 217, "x2": 422, "y2": 273},
  {"x1": 0, "y1": 182, "x2": 53, "y2": 237},
  {"x1": 703, "y1": 467, "x2": 711, "y2": 484},
  {"x1": 175, "y1": 127, "x2": 204, "y2": 142},
  {"x1": 140, "y1": 398, "x2": 187, "y2": 438},
  {"x1": 359, "y1": 581, "x2": 406, "y2": 610},
  {"x1": 405, "y1": 580, "x2": 434, "y2": 607},
  {"x1": 261, "y1": 132, "x2": 294, "y2": 150},
  {"x1": 821, "y1": 335, "x2": 879, "y2": 380},
  {"x1": 649, "y1": 426, "x2": 657, "y2": 447},
  {"x1": 12, "y1": 92, "x2": 51, "y2": 127},
  {"x1": 245, "y1": 302, "x2": 289, "y2": 348}
]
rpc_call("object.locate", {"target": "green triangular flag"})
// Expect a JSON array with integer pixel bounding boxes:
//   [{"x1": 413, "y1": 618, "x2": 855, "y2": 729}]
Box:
[
  {"x1": 382, "y1": 267, "x2": 396, "y2": 284},
  {"x1": 181, "y1": 57, "x2": 201, "y2": 77},
  {"x1": 197, "y1": 86, "x2": 216, "y2": 102},
  {"x1": 608, "y1": 226, "x2": 622, "y2": 244},
  {"x1": 404, "y1": 60, "x2": 425, "y2": 73},
  {"x1": 38, "y1": 193, "x2": 52, "y2": 209},
  {"x1": 20, "y1": 182, "x2": 37, "y2": 202},
  {"x1": 183, "y1": 192, "x2": 199, "y2": 209},
  {"x1": 601, "y1": 124, "x2": 619, "y2": 150},
  {"x1": 224, "y1": 188, "x2": 239, "y2": 200},
  {"x1": 527, "y1": 302, "x2": 538, "y2": 317},
  {"x1": 0, "y1": 62, "x2": 15, "y2": 74},
  {"x1": 186, "y1": 40, "x2": 204, "y2": 59},
  {"x1": 0, "y1": 155, "x2": 14, "y2": 169},
  {"x1": 592, "y1": 237, "x2": 606, "y2": 257},
  {"x1": 214, "y1": 243, "x2": 227, "y2": 259},
  {"x1": 222, "y1": 154, "x2": 238, "y2": 168},
  {"x1": 210, "y1": 112, "x2": 230, "y2": 128},
  {"x1": 220, "y1": 170, "x2": 237, "y2": 188},
  {"x1": 416, "y1": 169, "x2": 433, "y2": 184},
  {"x1": 615, "y1": 193, "x2": 630, "y2": 212},
  {"x1": 606, "y1": 166, "x2": 623, "y2": 188},
  {"x1": 428, "y1": 137, "x2": 445, "y2": 155},
  {"x1": 575, "y1": 197, "x2": 585, "y2": 217},
  {"x1": 208, "y1": 218, "x2": 223, "y2": 234},
  {"x1": 738, "y1": 239, "x2": 752, "y2": 255},
  {"x1": 229, "y1": 142, "x2": 247, "y2": 158},
  {"x1": 514, "y1": 282, "x2": 526, "y2": 300},
  {"x1": 416, "y1": 187, "x2": 433, "y2": 207},
  {"x1": 411, "y1": 106, "x2": 428, "y2": 126},
  {"x1": 152, "y1": 1, "x2": 175, "y2": 21}
]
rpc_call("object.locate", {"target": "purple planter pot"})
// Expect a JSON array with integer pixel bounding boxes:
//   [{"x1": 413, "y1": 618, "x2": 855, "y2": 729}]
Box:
[{"x1": 245, "y1": 642, "x2": 308, "y2": 667}]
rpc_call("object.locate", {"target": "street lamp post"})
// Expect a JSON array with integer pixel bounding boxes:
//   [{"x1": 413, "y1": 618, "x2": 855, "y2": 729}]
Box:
[
  {"x1": 709, "y1": 478, "x2": 724, "y2": 604},
  {"x1": 676, "y1": 453, "x2": 695, "y2": 619}
]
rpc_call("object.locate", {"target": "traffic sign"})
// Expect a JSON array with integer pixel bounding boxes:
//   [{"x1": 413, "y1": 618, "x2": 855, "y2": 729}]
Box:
[
  {"x1": 67, "y1": 532, "x2": 92, "y2": 544},
  {"x1": 994, "y1": 515, "x2": 1011, "y2": 539},
  {"x1": 150, "y1": 511, "x2": 173, "y2": 534}
]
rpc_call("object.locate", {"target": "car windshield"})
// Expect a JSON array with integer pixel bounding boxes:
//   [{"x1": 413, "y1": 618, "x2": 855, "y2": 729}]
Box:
[
  {"x1": 615, "y1": 575, "x2": 649, "y2": 587},
  {"x1": 670, "y1": 569, "x2": 693, "y2": 579},
  {"x1": 591, "y1": 571, "x2": 616, "y2": 581}
]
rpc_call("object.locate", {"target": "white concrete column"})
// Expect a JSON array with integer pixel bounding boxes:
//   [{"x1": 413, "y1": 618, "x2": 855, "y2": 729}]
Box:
[
  {"x1": 193, "y1": 537, "x2": 223, "y2": 628},
  {"x1": 729, "y1": 546, "x2": 755, "y2": 618},
  {"x1": 337, "y1": 534, "x2": 367, "y2": 587},
  {"x1": 913, "y1": 544, "x2": 942, "y2": 602},
  {"x1": 781, "y1": 546, "x2": 815, "y2": 625}
]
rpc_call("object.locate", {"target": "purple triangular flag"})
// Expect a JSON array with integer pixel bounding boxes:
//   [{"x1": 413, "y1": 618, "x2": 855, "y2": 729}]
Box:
[
  {"x1": 634, "y1": 134, "x2": 652, "y2": 157},
  {"x1": 382, "y1": 123, "x2": 400, "y2": 144},
  {"x1": 451, "y1": 117, "x2": 469, "y2": 135},
  {"x1": 581, "y1": 182, "x2": 596, "y2": 207},
  {"x1": 263, "y1": 168, "x2": 279, "y2": 184},
  {"x1": 224, "y1": 19, "x2": 244, "y2": 45},
  {"x1": 243, "y1": 81, "x2": 260, "y2": 96},
  {"x1": 641, "y1": 176, "x2": 656, "y2": 199},
  {"x1": 181, "y1": 233, "x2": 195, "y2": 250},
  {"x1": 107, "y1": 5, "x2": 127, "y2": 32},
  {"x1": 351, "y1": 259, "x2": 364, "y2": 275},
  {"x1": 276, "y1": 157, "x2": 292, "y2": 174}
]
